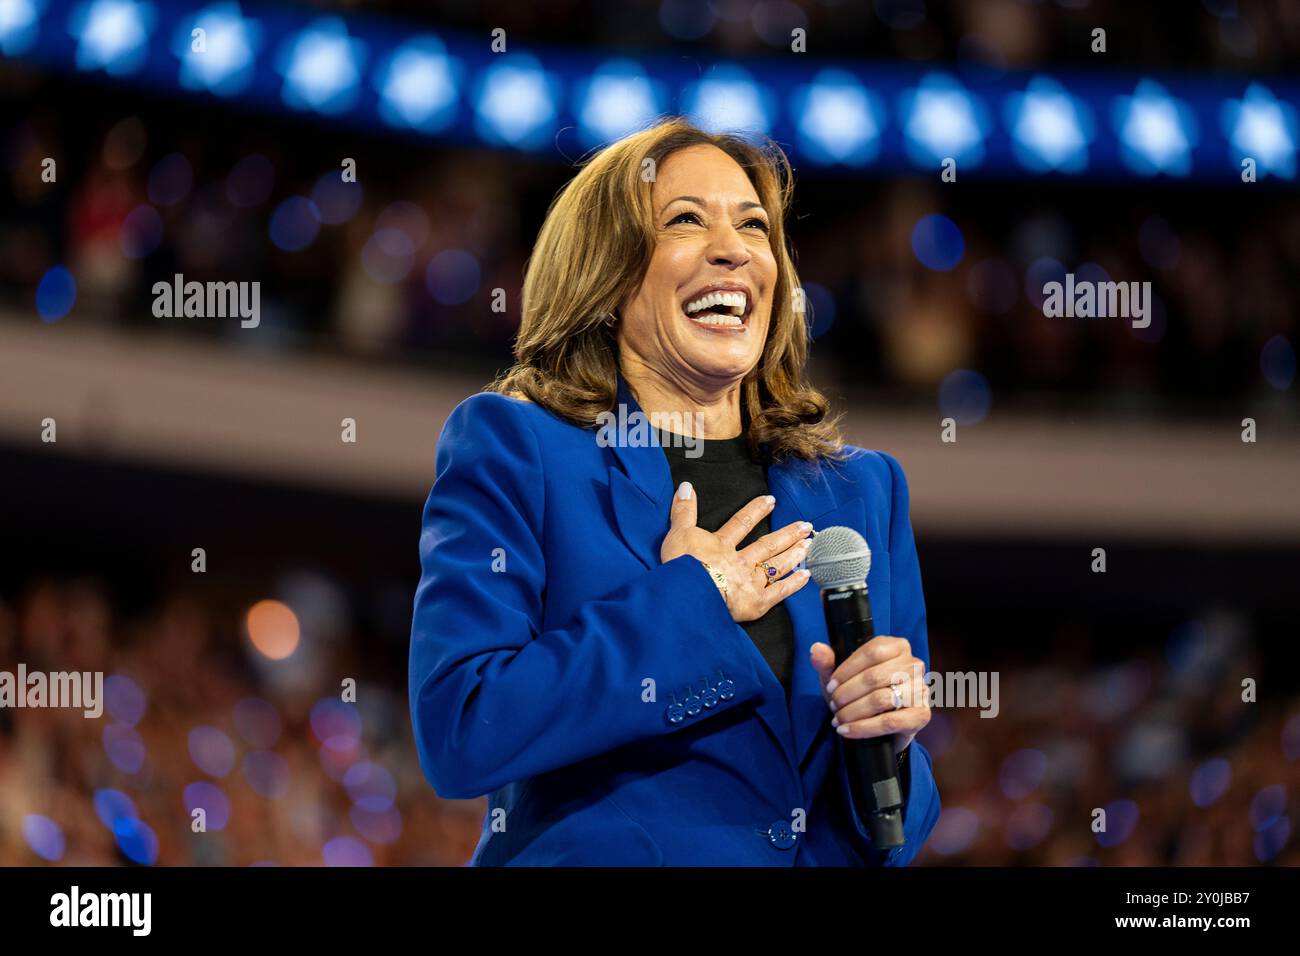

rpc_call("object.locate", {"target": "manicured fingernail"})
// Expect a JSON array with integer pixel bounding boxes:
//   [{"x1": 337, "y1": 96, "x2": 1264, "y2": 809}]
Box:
[
  {"x1": 799, "y1": 522, "x2": 813, "y2": 532},
  {"x1": 677, "y1": 481, "x2": 693, "y2": 500},
  {"x1": 830, "y1": 716, "x2": 839, "y2": 728},
  {"x1": 764, "y1": 495, "x2": 775, "y2": 505},
  {"x1": 825, "y1": 678, "x2": 838, "y2": 695},
  {"x1": 836, "y1": 724, "x2": 850, "y2": 736}
]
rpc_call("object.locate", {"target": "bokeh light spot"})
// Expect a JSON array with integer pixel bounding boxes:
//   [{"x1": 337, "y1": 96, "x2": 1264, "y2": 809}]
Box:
[{"x1": 245, "y1": 599, "x2": 300, "y2": 660}]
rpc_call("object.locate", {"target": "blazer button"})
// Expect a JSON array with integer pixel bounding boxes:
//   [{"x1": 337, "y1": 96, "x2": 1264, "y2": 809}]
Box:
[
  {"x1": 766, "y1": 821, "x2": 797, "y2": 850},
  {"x1": 666, "y1": 700, "x2": 685, "y2": 724},
  {"x1": 716, "y1": 672, "x2": 735, "y2": 701},
  {"x1": 700, "y1": 682, "x2": 719, "y2": 709},
  {"x1": 684, "y1": 685, "x2": 703, "y2": 717}
]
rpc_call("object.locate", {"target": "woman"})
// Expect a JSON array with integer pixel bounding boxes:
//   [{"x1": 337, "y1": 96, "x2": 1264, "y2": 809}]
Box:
[{"x1": 409, "y1": 117, "x2": 939, "y2": 866}]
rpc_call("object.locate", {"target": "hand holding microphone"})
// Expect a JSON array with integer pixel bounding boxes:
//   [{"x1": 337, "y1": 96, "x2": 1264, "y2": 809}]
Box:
[{"x1": 806, "y1": 526, "x2": 931, "y2": 849}]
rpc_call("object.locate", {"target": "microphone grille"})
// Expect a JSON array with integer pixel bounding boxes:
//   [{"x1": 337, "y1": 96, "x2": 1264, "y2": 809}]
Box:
[{"x1": 805, "y1": 525, "x2": 872, "y2": 588}]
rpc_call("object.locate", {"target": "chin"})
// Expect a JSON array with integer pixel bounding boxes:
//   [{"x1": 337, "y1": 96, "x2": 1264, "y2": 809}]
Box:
[{"x1": 686, "y1": 352, "x2": 760, "y2": 382}]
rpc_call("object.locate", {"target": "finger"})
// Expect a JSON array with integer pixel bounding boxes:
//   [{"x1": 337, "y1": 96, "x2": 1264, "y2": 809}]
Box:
[
  {"x1": 738, "y1": 519, "x2": 813, "y2": 565},
  {"x1": 808, "y1": 642, "x2": 836, "y2": 698},
  {"x1": 755, "y1": 565, "x2": 810, "y2": 611},
  {"x1": 748, "y1": 535, "x2": 809, "y2": 586},
  {"x1": 835, "y1": 706, "x2": 929, "y2": 741},
  {"x1": 826, "y1": 635, "x2": 911, "y2": 695},
  {"x1": 715, "y1": 494, "x2": 775, "y2": 549},
  {"x1": 829, "y1": 684, "x2": 905, "y2": 726},
  {"x1": 828, "y1": 657, "x2": 923, "y2": 713},
  {"x1": 668, "y1": 481, "x2": 698, "y2": 531}
]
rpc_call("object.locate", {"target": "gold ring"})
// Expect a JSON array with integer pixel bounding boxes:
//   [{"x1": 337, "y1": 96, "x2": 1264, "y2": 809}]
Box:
[{"x1": 755, "y1": 560, "x2": 778, "y2": 587}]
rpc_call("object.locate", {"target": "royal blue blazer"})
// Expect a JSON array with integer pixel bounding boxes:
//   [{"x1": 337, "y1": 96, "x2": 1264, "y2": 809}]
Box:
[{"x1": 409, "y1": 375, "x2": 940, "y2": 865}]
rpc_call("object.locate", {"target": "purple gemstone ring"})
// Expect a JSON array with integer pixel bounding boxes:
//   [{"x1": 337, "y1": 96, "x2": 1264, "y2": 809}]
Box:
[{"x1": 755, "y1": 560, "x2": 778, "y2": 586}]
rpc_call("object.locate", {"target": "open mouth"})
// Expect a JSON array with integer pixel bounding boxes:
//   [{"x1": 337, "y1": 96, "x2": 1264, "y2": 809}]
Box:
[{"x1": 682, "y1": 289, "x2": 750, "y2": 331}]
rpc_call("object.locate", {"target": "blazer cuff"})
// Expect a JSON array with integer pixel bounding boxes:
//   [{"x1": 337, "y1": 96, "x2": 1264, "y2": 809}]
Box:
[{"x1": 839, "y1": 738, "x2": 937, "y2": 866}]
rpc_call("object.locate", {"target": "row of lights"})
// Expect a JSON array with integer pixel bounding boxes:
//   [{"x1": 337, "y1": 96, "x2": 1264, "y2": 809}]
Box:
[{"x1": 1, "y1": 0, "x2": 1295, "y2": 176}]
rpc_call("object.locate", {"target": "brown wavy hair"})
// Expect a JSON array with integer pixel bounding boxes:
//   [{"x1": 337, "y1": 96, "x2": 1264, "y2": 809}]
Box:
[{"x1": 487, "y1": 116, "x2": 847, "y2": 464}]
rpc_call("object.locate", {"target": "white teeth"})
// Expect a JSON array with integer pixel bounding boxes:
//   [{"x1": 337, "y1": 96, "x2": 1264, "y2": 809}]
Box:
[
  {"x1": 684, "y1": 290, "x2": 748, "y2": 317},
  {"x1": 688, "y1": 312, "x2": 743, "y2": 327}
]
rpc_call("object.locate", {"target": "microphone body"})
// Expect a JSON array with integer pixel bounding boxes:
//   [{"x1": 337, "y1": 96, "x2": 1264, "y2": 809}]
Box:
[
  {"x1": 822, "y1": 583, "x2": 905, "y2": 848},
  {"x1": 809, "y1": 528, "x2": 905, "y2": 849}
]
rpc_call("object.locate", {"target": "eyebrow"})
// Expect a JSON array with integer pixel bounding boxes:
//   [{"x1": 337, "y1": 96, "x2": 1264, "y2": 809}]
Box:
[{"x1": 662, "y1": 195, "x2": 768, "y2": 215}]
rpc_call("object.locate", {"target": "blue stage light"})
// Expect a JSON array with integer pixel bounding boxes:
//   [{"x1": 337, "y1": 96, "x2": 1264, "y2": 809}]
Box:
[
  {"x1": 183, "y1": 781, "x2": 231, "y2": 830},
  {"x1": 103, "y1": 724, "x2": 146, "y2": 773},
  {"x1": 683, "y1": 64, "x2": 772, "y2": 138},
  {"x1": 174, "y1": 2, "x2": 260, "y2": 96},
  {"x1": 310, "y1": 170, "x2": 362, "y2": 225},
  {"x1": 1112, "y1": 79, "x2": 1198, "y2": 176},
  {"x1": 22, "y1": 815, "x2": 65, "y2": 862},
  {"x1": 1093, "y1": 799, "x2": 1139, "y2": 848},
  {"x1": 93, "y1": 788, "x2": 138, "y2": 830},
  {"x1": 1221, "y1": 83, "x2": 1297, "y2": 180},
  {"x1": 1005, "y1": 76, "x2": 1094, "y2": 173},
  {"x1": 1189, "y1": 757, "x2": 1231, "y2": 809},
  {"x1": 791, "y1": 68, "x2": 884, "y2": 166},
  {"x1": 473, "y1": 53, "x2": 559, "y2": 150},
  {"x1": 322, "y1": 835, "x2": 374, "y2": 867},
  {"x1": 188, "y1": 725, "x2": 237, "y2": 778},
  {"x1": 69, "y1": 0, "x2": 154, "y2": 76},
  {"x1": 268, "y1": 195, "x2": 321, "y2": 251},
  {"x1": 0, "y1": 0, "x2": 1290, "y2": 182},
  {"x1": 276, "y1": 16, "x2": 365, "y2": 116},
  {"x1": 36, "y1": 264, "x2": 76, "y2": 321},
  {"x1": 575, "y1": 59, "x2": 664, "y2": 147},
  {"x1": 425, "y1": 248, "x2": 480, "y2": 305},
  {"x1": 911, "y1": 213, "x2": 965, "y2": 271},
  {"x1": 938, "y1": 368, "x2": 991, "y2": 425},
  {"x1": 105, "y1": 674, "x2": 147, "y2": 726},
  {"x1": 0, "y1": 0, "x2": 45, "y2": 56},
  {"x1": 375, "y1": 36, "x2": 460, "y2": 133},
  {"x1": 899, "y1": 72, "x2": 989, "y2": 169},
  {"x1": 113, "y1": 817, "x2": 159, "y2": 865}
]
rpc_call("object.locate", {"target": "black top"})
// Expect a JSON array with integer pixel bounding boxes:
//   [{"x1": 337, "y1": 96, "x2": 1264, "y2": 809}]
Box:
[{"x1": 656, "y1": 427, "x2": 795, "y2": 699}]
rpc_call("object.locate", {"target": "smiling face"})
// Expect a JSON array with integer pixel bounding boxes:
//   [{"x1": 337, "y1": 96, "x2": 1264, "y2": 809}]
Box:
[{"x1": 617, "y1": 144, "x2": 778, "y2": 394}]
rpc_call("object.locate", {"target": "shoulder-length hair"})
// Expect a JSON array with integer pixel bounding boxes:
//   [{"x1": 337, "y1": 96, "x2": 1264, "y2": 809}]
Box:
[{"x1": 487, "y1": 116, "x2": 847, "y2": 464}]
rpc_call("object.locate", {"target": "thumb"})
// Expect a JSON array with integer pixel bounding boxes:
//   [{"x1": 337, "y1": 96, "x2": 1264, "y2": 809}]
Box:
[
  {"x1": 669, "y1": 481, "x2": 697, "y2": 530},
  {"x1": 809, "y1": 642, "x2": 837, "y2": 696}
]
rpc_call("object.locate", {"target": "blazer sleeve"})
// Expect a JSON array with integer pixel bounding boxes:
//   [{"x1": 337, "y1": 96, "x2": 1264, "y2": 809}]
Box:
[
  {"x1": 409, "y1": 394, "x2": 767, "y2": 800},
  {"x1": 836, "y1": 450, "x2": 942, "y2": 866}
]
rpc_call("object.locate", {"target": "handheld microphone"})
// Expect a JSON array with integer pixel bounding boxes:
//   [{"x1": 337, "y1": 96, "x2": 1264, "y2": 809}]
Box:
[{"x1": 805, "y1": 525, "x2": 905, "y2": 849}]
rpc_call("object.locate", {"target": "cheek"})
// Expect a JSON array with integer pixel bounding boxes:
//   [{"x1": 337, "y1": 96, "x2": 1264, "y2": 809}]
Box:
[
  {"x1": 756, "y1": 247, "x2": 779, "y2": 288},
  {"x1": 653, "y1": 243, "x2": 697, "y2": 293}
]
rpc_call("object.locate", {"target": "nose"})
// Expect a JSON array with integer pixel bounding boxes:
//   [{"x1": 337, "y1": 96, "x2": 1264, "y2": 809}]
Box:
[{"x1": 705, "y1": 222, "x2": 751, "y2": 270}]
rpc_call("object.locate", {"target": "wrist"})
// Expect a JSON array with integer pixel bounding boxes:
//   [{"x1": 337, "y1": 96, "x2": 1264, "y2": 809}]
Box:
[{"x1": 698, "y1": 559, "x2": 729, "y2": 602}]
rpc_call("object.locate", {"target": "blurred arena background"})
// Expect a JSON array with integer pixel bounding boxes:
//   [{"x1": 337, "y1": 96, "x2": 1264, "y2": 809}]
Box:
[{"x1": 2, "y1": 0, "x2": 1299, "y2": 866}]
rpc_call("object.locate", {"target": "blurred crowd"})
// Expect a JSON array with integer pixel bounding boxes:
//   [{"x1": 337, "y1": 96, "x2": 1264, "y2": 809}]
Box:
[
  {"x1": 3, "y1": 99, "x2": 1297, "y2": 411},
  {"x1": 0, "y1": 577, "x2": 480, "y2": 866},
  {"x1": 326, "y1": 0, "x2": 1300, "y2": 72},
  {"x1": 1, "y1": 574, "x2": 1294, "y2": 866}
]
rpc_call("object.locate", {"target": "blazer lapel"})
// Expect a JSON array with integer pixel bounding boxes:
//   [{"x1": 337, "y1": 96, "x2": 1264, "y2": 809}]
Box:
[{"x1": 607, "y1": 375, "x2": 674, "y2": 572}]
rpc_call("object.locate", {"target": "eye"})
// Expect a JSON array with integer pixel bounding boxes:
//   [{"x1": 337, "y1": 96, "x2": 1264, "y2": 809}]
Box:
[
  {"x1": 667, "y1": 211, "x2": 702, "y2": 226},
  {"x1": 743, "y1": 218, "x2": 770, "y2": 233}
]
